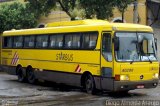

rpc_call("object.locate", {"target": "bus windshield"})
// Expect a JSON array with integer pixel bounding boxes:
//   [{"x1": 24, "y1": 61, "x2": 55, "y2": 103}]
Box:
[{"x1": 115, "y1": 32, "x2": 157, "y2": 62}]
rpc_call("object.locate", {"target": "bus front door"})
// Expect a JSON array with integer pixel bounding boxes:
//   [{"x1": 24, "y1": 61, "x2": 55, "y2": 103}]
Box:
[{"x1": 100, "y1": 32, "x2": 114, "y2": 91}]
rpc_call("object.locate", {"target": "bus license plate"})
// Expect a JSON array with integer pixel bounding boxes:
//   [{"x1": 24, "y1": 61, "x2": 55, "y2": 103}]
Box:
[{"x1": 137, "y1": 85, "x2": 144, "y2": 89}]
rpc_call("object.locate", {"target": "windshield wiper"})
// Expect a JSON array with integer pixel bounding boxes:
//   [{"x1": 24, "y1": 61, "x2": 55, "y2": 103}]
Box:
[{"x1": 146, "y1": 54, "x2": 152, "y2": 63}]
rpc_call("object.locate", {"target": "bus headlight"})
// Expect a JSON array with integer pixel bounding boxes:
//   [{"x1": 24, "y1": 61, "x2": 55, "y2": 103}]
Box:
[
  {"x1": 153, "y1": 73, "x2": 159, "y2": 79},
  {"x1": 120, "y1": 75, "x2": 129, "y2": 81}
]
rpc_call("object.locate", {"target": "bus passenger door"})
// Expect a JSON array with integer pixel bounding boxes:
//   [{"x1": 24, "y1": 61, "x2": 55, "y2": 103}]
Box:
[{"x1": 100, "y1": 32, "x2": 114, "y2": 91}]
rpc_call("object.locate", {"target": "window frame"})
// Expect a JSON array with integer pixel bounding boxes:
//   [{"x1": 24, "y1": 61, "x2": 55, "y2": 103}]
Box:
[{"x1": 2, "y1": 31, "x2": 99, "y2": 50}]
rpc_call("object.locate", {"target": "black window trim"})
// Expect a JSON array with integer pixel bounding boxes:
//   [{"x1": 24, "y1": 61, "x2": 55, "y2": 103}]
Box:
[{"x1": 2, "y1": 31, "x2": 99, "y2": 50}]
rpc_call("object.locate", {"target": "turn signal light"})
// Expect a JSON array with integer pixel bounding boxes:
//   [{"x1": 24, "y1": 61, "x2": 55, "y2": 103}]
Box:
[{"x1": 115, "y1": 75, "x2": 120, "y2": 81}]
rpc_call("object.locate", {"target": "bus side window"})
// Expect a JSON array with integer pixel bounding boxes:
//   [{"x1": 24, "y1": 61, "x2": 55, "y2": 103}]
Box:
[
  {"x1": 49, "y1": 34, "x2": 63, "y2": 48},
  {"x1": 50, "y1": 41, "x2": 56, "y2": 47},
  {"x1": 67, "y1": 41, "x2": 72, "y2": 48},
  {"x1": 89, "y1": 40, "x2": 96, "y2": 48},
  {"x1": 3, "y1": 37, "x2": 13, "y2": 48},
  {"x1": 102, "y1": 33, "x2": 112, "y2": 61},
  {"x1": 42, "y1": 41, "x2": 48, "y2": 48},
  {"x1": 13, "y1": 36, "x2": 23, "y2": 48},
  {"x1": 72, "y1": 34, "x2": 80, "y2": 49},
  {"x1": 24, "y1": 36, "x2": 35, "y2": 48},
  {"x1": 42, "y1": 36, "x2": 48, "y2": 48},
  {"x1": 56, "y1": 35, "x2": 63, "y2": 48},
  {"x1": 65, "y1": 35, "x2": 72, "y2": 48},
  {"x1": 82, "y1": 32, "x2": 98, "y2": 49},
  {"x1": 36, "y1": 35, "x2": 48, "y2": 48},
  {"x1": 64, "y1": 33, "x2": 81, "y2": 49},
  {"x1": 49, "y1": 35, "x2": 56, "y2": 48}
]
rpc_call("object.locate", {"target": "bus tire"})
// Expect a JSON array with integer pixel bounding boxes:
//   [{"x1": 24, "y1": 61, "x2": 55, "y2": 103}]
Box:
[
  {"x1": 17, "y1": 67, "x2": 25, "y2": 82},
  {"x1": 85, "y1": 74, "x2": 96, "y2": 94},
  {"x1": 27, "y1": 67, "x2": 36, "y2": 84}
]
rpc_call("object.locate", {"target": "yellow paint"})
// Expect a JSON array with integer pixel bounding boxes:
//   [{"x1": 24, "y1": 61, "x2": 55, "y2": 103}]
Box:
[{"x1": 2, "y1": 20, "x2": 158, "y2": 82}]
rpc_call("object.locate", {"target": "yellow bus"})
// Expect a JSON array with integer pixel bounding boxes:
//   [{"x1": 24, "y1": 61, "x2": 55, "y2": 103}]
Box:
[{"x1": 1, "y1": 20, "x2": 159, "y2": 94}]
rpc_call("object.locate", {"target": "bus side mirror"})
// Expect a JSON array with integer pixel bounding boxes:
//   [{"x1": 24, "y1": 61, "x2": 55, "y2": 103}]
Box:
[
  {"x1": 155, "y1": 38, "x2": 157, "y2": 51},
  {"x1": 113, "y1": 37, "x2": 119, "y2": 51}
]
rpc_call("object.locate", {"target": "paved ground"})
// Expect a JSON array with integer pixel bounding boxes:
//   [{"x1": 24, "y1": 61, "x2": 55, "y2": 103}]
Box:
[{"x1": 0, "y1": 73, "x2": 160, "y2": 106}]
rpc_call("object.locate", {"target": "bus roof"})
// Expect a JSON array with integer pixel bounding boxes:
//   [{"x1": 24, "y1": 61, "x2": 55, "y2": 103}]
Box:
[
  {"x1": 3, "y1": 20, "x2": 153, "y2": 36},
  {"x1": 46, "y1": 19, "x2": 109, "y2": 27}
]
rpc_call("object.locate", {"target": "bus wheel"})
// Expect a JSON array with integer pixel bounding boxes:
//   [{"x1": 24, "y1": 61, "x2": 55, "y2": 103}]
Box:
[
  {"x1": 85, "y1": 74, "x2": 96, "y2": 94},
  {"x1": 17, "y1": 67, "x2": 25, "y2": 82},
  {"x1": 27, "y1": 67, "x2": 36, "y2": 84}
]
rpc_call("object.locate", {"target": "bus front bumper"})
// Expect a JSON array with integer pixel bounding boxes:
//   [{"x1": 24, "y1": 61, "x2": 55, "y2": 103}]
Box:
[{"x1": 113, "y1": 79, "x2": 159, "y2": 91}]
